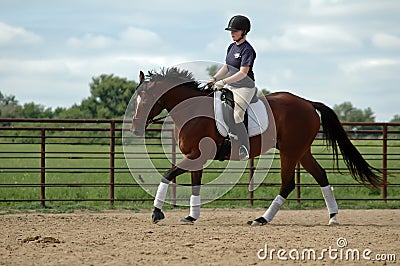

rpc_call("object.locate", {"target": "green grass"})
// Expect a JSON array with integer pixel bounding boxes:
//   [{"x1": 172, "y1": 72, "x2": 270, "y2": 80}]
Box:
[{"x1": 0, "y1": 138, "x2": 399, "y2": 212}]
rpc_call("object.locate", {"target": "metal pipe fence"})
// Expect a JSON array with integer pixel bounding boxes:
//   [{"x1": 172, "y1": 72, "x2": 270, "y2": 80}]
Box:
[{"x1": 0, "y1": 118, "x2": 399, "y2": 207}]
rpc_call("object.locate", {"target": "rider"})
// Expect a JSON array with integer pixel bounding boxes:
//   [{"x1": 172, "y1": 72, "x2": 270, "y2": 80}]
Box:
[{"x1": 208, "y1": 15, "x2": 257, "y2": 161}]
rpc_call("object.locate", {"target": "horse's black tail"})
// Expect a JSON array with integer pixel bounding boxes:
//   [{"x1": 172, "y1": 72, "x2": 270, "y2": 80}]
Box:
[{"x1": 311, "y1": 101, "x2": 383, "y2": 188}]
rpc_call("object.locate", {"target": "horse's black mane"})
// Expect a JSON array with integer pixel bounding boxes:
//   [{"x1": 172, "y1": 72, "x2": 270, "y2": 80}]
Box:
[{"x1": 146, "y1": 67, "x2": 202, "y2": 91}]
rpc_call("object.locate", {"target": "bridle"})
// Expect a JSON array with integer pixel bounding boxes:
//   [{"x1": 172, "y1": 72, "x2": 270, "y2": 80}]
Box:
[
  {"x1": 132, "y1": 81, "x2": 167, "y2": 126},
  {"x1": 132, "y1": 80, "x2": 214, "y2": 127}
]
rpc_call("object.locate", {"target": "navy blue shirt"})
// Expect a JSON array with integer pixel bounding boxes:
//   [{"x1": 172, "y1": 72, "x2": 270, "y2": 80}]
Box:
[{"x1": 225, "y1": 41, "x2": 256, "y2": 88}]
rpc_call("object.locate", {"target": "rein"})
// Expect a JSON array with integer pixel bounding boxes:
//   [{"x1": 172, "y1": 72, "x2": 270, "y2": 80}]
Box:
[
  {"x1": 145, "y1": 114, "x2": 169, "y2": 126},
  {"x1": 144, "y1": 84, "x2": 258, "y2": 126},
  {"x1": 144, "y1": 84, "x2": 214, "y2": 127}
]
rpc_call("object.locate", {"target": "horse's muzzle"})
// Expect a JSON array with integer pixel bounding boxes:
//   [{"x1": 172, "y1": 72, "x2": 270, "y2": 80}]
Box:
[
  {"x1": 131, "y1": 129, "x2": 144, "y2": 137},
  {"x1": 131, "y1": 119, "x2": 146, "y2": 136},
  {"x1": 130, "y1": 125, "x2": 144, "y2": 137}
]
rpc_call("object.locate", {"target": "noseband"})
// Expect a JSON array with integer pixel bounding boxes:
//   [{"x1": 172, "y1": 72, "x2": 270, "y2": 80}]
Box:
[{"x1": 132, "y1": 81, "x2": 166, "y2": 126}]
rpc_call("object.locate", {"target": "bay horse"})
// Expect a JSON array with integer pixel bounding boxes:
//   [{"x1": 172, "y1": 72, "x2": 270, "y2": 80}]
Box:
[{"x1": 130, "y1": 67, "x2": 382, "y2": 226}]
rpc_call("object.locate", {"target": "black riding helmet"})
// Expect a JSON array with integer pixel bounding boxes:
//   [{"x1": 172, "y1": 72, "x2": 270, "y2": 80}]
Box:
[{"x1": 225, "y1": 15, "x2": 251, "y2": 34}]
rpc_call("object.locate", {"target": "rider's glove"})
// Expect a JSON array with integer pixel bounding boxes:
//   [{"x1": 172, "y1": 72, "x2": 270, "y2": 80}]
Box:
[
  {"x1": 214, "y1": 79, "x2": 226, "y2": 91},
  {"x1": 206, "y1": 77, "x2": 216, "y2": 87}
]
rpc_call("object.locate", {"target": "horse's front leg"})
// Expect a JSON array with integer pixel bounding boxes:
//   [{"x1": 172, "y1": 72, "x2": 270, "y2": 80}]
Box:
[
  {"x1": 152, "y1": 154, "x2": 205, "y2": 224},
  {"x1": 152, "y1": 131, "x2": 212, "y2": 224},
  {"x1": 180, "y1": 170, "x2": 203, "y2": 224},
  {"x1": 152, "y1": 165, "x2": 187, "y2": 224}
]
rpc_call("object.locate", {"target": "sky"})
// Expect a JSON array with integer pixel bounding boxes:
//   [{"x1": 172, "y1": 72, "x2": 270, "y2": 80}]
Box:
[{"x1": 0, "y1": 0, "x2": 399, "y2": 121}]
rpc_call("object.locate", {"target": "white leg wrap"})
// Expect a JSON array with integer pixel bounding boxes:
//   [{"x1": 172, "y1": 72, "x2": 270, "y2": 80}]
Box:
[
  {"x1": 321, "y1": 185, "x2": 338, "y2": 214},
  {"x1": 189, "y1": 195, "x2": 201, "y2": 219},
  {"x1": 262, "y1": 195, "x2": 286, "y2": 222},
  {"x1": 154, "y1": 182, "x2": 169, "y2": 209}
]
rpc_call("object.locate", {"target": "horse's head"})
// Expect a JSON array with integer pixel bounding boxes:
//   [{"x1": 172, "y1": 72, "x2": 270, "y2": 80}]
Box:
[
  {"x1": 131, "y1": 71, "x2": 165, "y2": 136},
  {"x1": 131, "y1": 67, "x2": 204, "y2": 136}
]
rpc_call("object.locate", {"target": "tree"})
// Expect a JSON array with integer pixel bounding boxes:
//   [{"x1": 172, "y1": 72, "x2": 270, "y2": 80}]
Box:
[
  {"x1": 0, "y1": 91, "x2": 21, "y2": 119},
  {"x1": 1, "y1": 74, "x2": 138, "y2": 120},
  {"x1": 0, "y1": 91, "x2": 18, "y2": 106},
  {"x1": 260, "y1": 89, "x2": 270, "y2": 95},
  {"x1": 1, "y1": 91, "x2": 56, "y2": 119},
  {"x1": 20, "y1": 102, "x2": 53, "y2": 118},
  {"x1": 57, "y1": 104, "x2": 86, "y2": 119},
  {"x1": 390, "y1": 114, "x2": 400, "y2": 138},
  {"x1": 84, "y1": 74, "x2": 138, "y2": 119},
  {"x1": 333, "y1": 102, "x2": 375, "y2": 122},
  {"x1": 390, "y1": 114, "x2": 400, "y2": 123},
  {"x1": 206, "y1": 65, "x2": 219, "y2": 77},
  {"x1": 333, "y1": 102, "x2": 379, "y2": 138}
]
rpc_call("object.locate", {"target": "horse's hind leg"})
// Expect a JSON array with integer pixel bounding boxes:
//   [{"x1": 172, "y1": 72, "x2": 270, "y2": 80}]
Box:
[
  {"x1": 249, "y1": 154, "x2": 297, "y2": 226},
  {"x1": 180, "y1": 170, "x2": 202, "y2": 224},
  {"x1": 300, "y1": 149, "x2": 339, "y2": 225}
]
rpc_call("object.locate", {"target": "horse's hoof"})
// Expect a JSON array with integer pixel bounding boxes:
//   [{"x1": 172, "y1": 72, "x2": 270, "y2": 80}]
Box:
[
  {"x1": 152, "y1": 208, "x2": 165, "y2": 224},
  {"x1": 328, "y1": 215, "x2": 339, "y2": 226},
  {"x1": 180, "y1": 216, "x2": 196, "y2": 224},
  {"x1": 248, "y1": 217, "x2": 268, "y2": 226}
]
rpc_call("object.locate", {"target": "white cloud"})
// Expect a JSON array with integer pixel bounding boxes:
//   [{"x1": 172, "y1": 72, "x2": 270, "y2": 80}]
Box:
[
  {"x1": 340, "y1": 58, "x2": 400, "y2": 74},
  {"x1": 252, "y1": 24, "x2": 361, "y2": 53},
  {"x1": 308, "y1": 0, "x2": 400, "y2": 17},
  {"x1": 266, "y1": 69, "x2": 294, "y2": 87},
  {"x1": 1, "y1": 1, "x2": 399, "y2": 121},
  {"x1": 206, "y1": 37, "x2": 229, "y2": 55},
  {"x1": 0, "y1": 54, "x2": 186, "y2": 80},
  {"x1": 372, "y1": 33, "x2": 400, "y2": 51},
  {"x1": 66, "y1": 26, "x2": 163, "y2": 51},
  {"x1": 67, "y1": 34, "x2": 114, "y2": 49},
  {"x1": 0, "y1": 54, "x2": 188, "y2": 108},
  {"x1": 0, "y1": 22, "x2": 42, "y2": 45},
  {"x1": 0, "y1": 59, "x2": 70, "y2": 75},
  {"x1": 119, "y1": 27, "x2": 161, "y2": 45},
  {"x1": 309, "y1": 0, "x2": 361, "y2": 16}
]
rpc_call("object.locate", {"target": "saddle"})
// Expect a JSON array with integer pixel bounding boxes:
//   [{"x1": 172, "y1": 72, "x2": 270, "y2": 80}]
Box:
[{"x1": 213, "y1": 88, "x2": 269, "y2": 161}]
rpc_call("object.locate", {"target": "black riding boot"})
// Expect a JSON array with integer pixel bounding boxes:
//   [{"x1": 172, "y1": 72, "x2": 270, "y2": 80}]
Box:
[{"x1": 232, "y1": 122, "x2": 250, "y2": 161}]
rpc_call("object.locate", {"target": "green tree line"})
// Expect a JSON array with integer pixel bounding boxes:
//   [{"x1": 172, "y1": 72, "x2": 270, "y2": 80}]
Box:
[
  {"x1": 2, "y1": 73, "x2": 399, "y2": 123},
  {"x1": 1, "y1": 74, "x2": 138, "y2": 120},
  {"x1": 1, "y1": 73, "x2": 399, "y2": 141},
  {"x1": 0, "y1": 75, "x2": 138, "y2": 144}
]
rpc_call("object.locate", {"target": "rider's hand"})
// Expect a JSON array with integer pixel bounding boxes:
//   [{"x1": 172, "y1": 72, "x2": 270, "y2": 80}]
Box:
[
  {"x1": 206, "y1": 77, "x2": 216, "y2": 87},
  {"x1": 214, "y1": 79, "x2": 226, "y2": 91}
]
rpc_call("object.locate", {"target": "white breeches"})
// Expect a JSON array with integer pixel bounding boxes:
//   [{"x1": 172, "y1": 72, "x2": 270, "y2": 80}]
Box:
[{"x1": 227, "y1": 86, "x2": 256, "y2": 123}]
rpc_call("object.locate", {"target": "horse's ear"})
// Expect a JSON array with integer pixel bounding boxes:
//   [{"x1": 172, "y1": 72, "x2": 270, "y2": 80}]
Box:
[{"x1": 139, "y1": 71, "x2": 145, "y2": 83}]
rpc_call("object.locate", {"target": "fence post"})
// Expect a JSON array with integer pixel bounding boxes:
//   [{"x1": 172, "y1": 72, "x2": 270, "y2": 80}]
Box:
[
  {"x1": 40, "y1": 128, "x2": 46, "y2": 208},
  {"x1": 109, "y1": 121, "x2": 115, "y2": 206},
  {"x1": 382, "y1": 123, "x2": 388, "y2": 202},
  {"x1": 249, "y1": 158, "x2": 255, "y2": 205},
  {"x1": 295, "y1": 163, "x2": 301, "y2": 203},
  {"x1": 171, "y1": 128, "x2": 177, "y2": 207}
]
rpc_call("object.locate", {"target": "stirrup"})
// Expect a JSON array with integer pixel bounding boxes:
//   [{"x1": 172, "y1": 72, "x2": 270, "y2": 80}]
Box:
[
  {"x1": 239, "y1": 145, "x2": 249, "y2": 161},
  {"x1": 228, "y1": 132, "x2": 238, "y2": 140}
]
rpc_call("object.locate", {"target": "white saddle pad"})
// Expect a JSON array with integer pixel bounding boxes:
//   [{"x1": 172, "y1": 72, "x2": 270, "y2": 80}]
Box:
[{"x1": 214, "y1": 91, "x2": 269, "y2": 138}]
